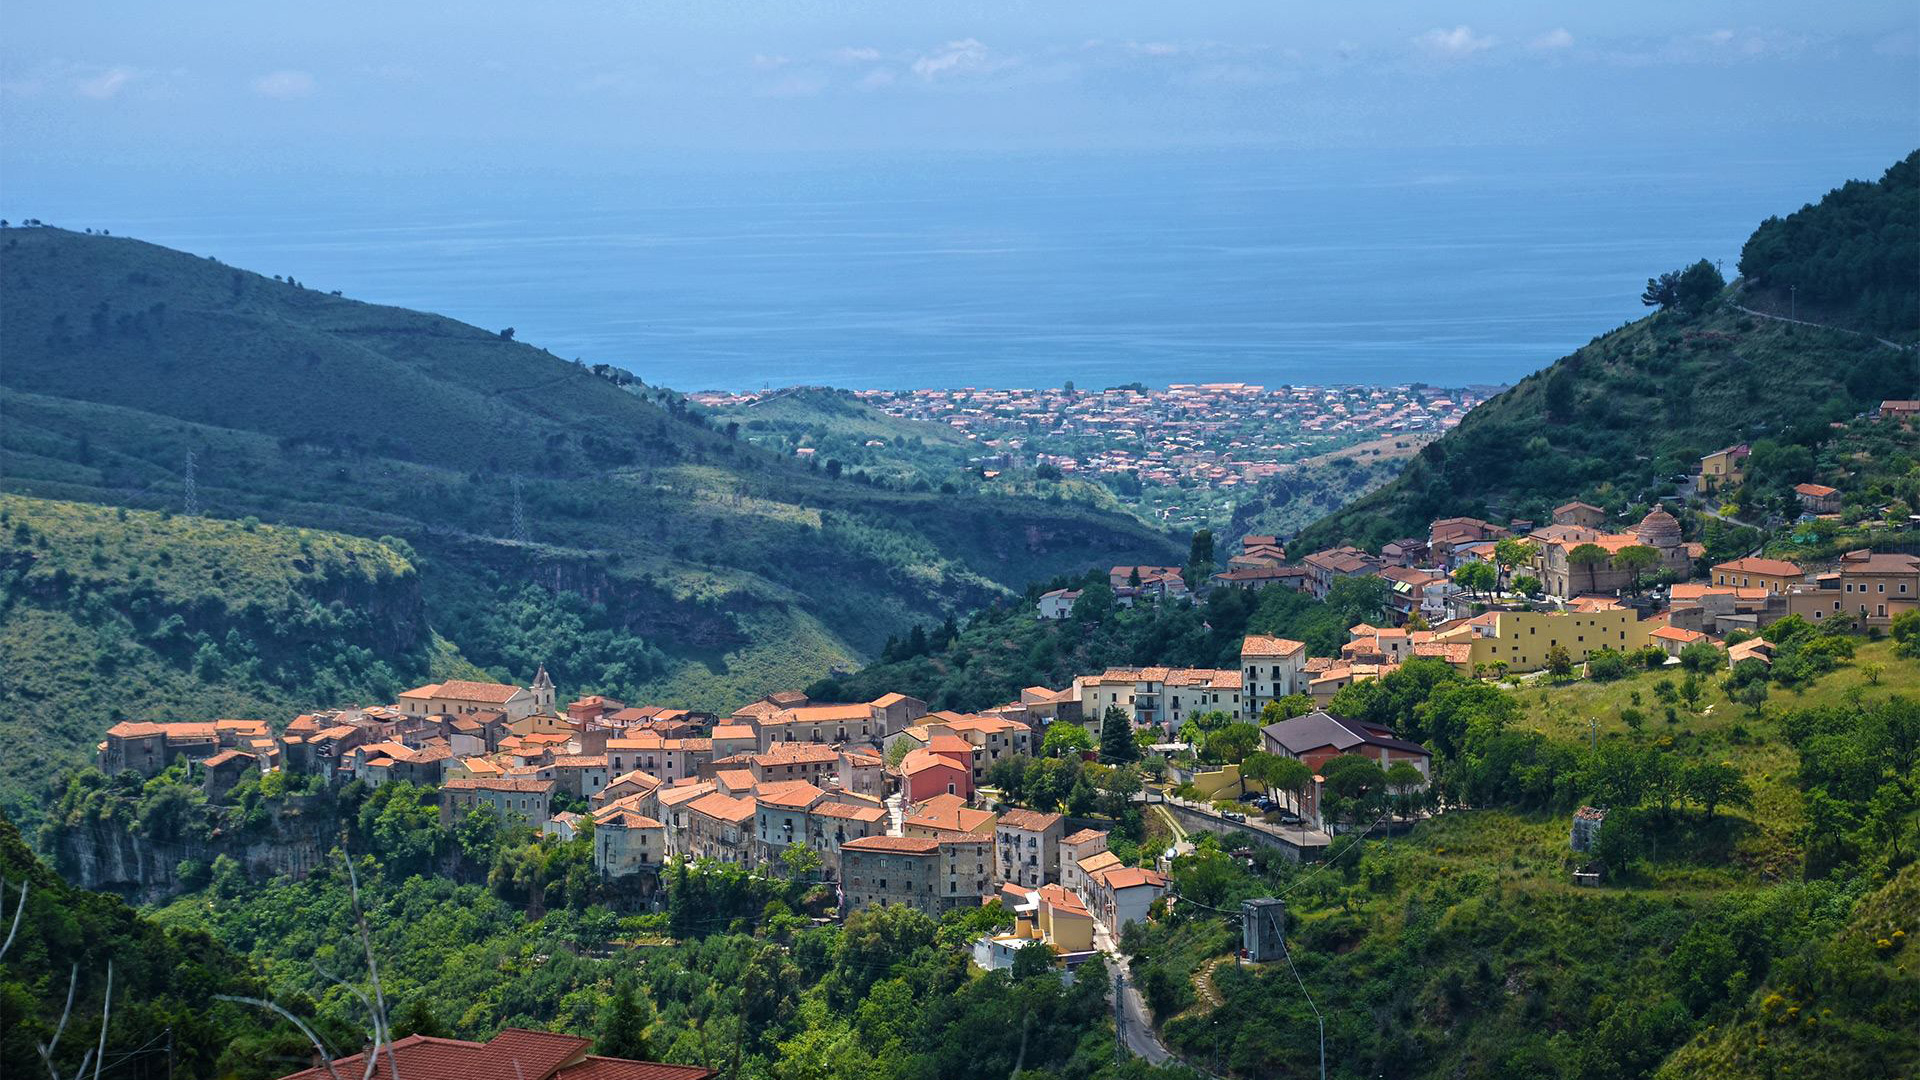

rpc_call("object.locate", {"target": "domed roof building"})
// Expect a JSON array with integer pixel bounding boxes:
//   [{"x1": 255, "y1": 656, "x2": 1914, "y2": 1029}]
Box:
[{"x1": 1634, "y1": 507, "x2": 1683, "y2": 551}]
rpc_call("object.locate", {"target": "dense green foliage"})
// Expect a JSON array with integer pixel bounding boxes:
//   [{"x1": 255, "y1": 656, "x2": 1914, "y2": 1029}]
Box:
[
  {"x1": 1121, "y1": 668, "x2": 1920, "y2": 1079},
  {"x1": 0, "y1": 494, "x2": 457, "y2": 826},
  {"x1": 808, "y1": 575, "x2": 1390, "y2": 711},
  {"x1": 1294, "y1": 151, "x2": 1918, "y2": 551},
  {"x1": 0, "y1": 811, "x2": 319, "y2": 1079},
  {"x1": 1739, "y1": 150, "x2": 1919, "y2": 338},
  {"x1": 0, "y1": 226, "x2": 1181, "y2": 715}
]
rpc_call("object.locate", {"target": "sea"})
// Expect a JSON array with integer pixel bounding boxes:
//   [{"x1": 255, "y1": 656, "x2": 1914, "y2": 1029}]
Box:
[{"x1": 7, "y1": 139, "x2": 1908, "y2": 392}]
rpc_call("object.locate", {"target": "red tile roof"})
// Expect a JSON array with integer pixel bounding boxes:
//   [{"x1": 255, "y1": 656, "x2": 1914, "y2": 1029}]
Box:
[{"x1": 275, "y1": 1029, "x2": 712, "y2": 1080}]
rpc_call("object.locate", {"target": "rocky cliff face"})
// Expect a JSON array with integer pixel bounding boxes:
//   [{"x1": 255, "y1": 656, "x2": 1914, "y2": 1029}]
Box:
[{"x1": 50, "y1": 795, "x2": 338, "y2": 904}]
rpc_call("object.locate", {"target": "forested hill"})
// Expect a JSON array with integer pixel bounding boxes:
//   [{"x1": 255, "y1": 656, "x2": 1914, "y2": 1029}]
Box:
[
  {"x1": 0, "y1": 227, "x2": 1180, "y2": 715},
  {"x1": 1292, "y1": 151, "x2": 1920, "y2": 553}
]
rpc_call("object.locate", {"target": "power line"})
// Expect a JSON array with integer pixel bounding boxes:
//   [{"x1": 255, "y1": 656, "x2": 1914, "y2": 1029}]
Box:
[{"x1": 1279, "y1": 931, "x2": 1325, "y2": 1080}]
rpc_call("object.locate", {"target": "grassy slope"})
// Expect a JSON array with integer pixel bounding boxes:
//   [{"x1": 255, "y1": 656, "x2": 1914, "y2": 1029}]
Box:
[
  {"x1": 0, "y1": 493, "x2": 479, "y2": 824},
  {"x1": 1134, "y1": 644, "x2": 1919, "y2": 1079},
  {"x1": 0, "y1": 227, "x2": 1182, "y2": 713},
  {"x1": 1292, "y1": 297, "x2": 1909, "y2": 551}
]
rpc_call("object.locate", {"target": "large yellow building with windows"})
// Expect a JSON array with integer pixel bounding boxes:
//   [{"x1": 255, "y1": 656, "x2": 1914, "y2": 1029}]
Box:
[{"x1": 1441, "y1": 607, "x2": 1653, "y2": 674}]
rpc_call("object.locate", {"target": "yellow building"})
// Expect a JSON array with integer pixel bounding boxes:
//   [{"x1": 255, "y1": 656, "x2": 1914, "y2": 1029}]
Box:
[
  {"x1": 1697, "y1": 444, "x2": 1749, "y2": 494},
  {"x1": 1711, "y1": 556, "x2": 1803, "y2": 595},
  {"x1": 1446, "y1": 607, "x2": 1652, "y2": 674}
]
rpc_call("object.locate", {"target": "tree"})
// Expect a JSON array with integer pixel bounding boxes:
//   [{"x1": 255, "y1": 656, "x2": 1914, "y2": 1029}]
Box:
[
  {"x1": 1675, "y1": 259, "x2": 1726, "y2": 312},
  {"x1": 1258, "y1": 696, "x2": 1314, "y2": 724},
  {"x1": 1678, "y1": 640, "x2": 1722, "y2": 673},
  {"x1": 1642, "y1": 270, "x2": 1681, "y2": 310},
  {"x1": 1099, "y1": 706, "x2": 1139, "y2": 764},
  {"x1": 1734, "y1": 680, "x2": 1769, "y2": 718},
  {"x1": 1566, "y1": 543, "x2": 1610, "y2": 596},
  {"x1": 1683, "y1": 761, "x2": 1752, "y2": 818},
  {"x1": 1545, "y1": 644, "x2": 1574, "y2": 681},
  {"x1": 1453, "y1": 560, "x2": 1497, "y2": 598},
  {"x1": 1493, "y1": 537, "x2": 1535, "y2": 590},
  {"x1": 597, "y1": 977, "x2": 655, "y2": 1059},
  {"x1": 1320, "y1": 755, "x2": 1390, "y2": 825},
  {"x1": 781, "y1": 843, "x2": 822, "y2": 883},
  {"x1": 1612, "y1": 545, "x2": 1660, "y2": 596},
  {"x1": 1203, "y1": 723, "x2": 1262, "y2": 765},
  {"x1": 1043, "y1": 722, "x2": 1094, "y2": 758},
  {"x1": 1252, "y1": 755, "x2": 1314, "y2": 822},
  {"x1": 1512, "y1": 573, "x2": 1543, "y2": 598},
  {"x1": 1679, "y1": 672, "x2": 1705, "y2": 711},
  {"x1": 1385, "y1": 761, "x2": 1427, "y2": 818},
  {"x1": 1189, "y1": 529, "x2": 1215, "y2": 577},
  {"x1": 499, "y1": 326, "x2": 516, "y2": 340},
  {"x1": 1011, "y1": 940, "x2": 1056, "y2": 980}
]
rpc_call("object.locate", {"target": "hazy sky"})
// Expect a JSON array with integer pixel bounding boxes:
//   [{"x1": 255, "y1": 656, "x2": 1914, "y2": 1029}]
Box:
[{"x1": 3, "y1": 1, "x2": 1915, "y2": 173}]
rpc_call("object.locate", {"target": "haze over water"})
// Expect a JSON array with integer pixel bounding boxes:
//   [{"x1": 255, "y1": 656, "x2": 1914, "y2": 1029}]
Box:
[{"x1": 10, "y1": 139, "x2": 1907, "y2": 392}]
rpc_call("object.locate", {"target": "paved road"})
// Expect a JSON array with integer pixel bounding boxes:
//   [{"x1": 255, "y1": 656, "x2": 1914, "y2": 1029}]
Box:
[
  {"x1": 1734, "y1": 303, "x2": 1914, "y2": 351},
  {"x1": 1093, "y1": 920, "x2": 1174, "y2": 1065}
]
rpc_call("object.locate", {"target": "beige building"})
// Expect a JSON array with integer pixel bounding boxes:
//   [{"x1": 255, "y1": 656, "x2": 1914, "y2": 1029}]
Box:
[
  {"x1": 1240, "y1": 636, "x2": 1308, "y2": 720},
  {"x1": 399, "y1": 670, "x2": 553, "y2": 722},
  {"x1": 1788, "y1": 549, "x2": 1920, "y2": 629},
  {"x1": 839, "y1": 835, "x2": 991, "y2": 917},
  {"x1": 995, "y1": 808, "x2": 1065, "y2": 889},
  {"x1": 439, "y1": 776, "x2": 555, "y2": 828},
  {"x1": 1439, "y1": 607, "x2": 1653, "y2": 674},
  {"x1": 592, "y1": 807, "x2": 665, "y2": 878}
]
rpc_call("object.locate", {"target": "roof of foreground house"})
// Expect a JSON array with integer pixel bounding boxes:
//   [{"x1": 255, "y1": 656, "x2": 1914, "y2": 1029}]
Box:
[
  {"x1": 1260, "y1": 710, "x2": 1430, "y2": 759},
  {"x1": 276, "y1": 1029, "x2": 713, "y2": 1080}
]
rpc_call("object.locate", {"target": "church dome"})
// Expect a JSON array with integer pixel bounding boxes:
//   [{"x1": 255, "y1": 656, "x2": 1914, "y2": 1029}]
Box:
[{"x1": 1635, "y1": 507, "x2": 1682, "y2": 549}]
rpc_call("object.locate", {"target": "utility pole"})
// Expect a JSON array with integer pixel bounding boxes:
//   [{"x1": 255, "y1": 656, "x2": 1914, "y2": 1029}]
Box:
[
  {"x1": 182, "y1": 450, "x2": 199, "y2": 517},
  {"x1": 1113, "y1": 972, "x2": 1127, "y2": 1063},
  {"x1": 1790, "y1": 284, "x2": 1797, "y2": 321},
  {"x1": 1589, "y1": 716, "x2": 1598, "y2": 752}
]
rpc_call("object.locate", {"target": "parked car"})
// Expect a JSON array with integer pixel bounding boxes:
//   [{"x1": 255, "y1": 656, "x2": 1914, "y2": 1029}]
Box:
[
  {"x1": 1222, "y1": 810, "x2": 1247, "y2": 822},
  {"x1": 1277, "y1": 810, "x2": 1302, "y2": 825}
]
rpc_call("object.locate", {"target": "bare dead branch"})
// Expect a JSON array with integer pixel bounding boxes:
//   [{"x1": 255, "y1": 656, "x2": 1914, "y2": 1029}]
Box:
[
  {"x1": 92, "y1": 961, "x2": 112, "y2": 1080},
  {"x1": 38, "y1": 961, "x2": 80, "y2": 1080},
  {"x1": 213, "y1": 995, "x2": 347, "y2": 1080},
  {"x1": 344, "y1": 856, "x2": 399, "y2": 1080},
  {"x1": 0, "y1": 878, "x2": 27, "y2": 961}
]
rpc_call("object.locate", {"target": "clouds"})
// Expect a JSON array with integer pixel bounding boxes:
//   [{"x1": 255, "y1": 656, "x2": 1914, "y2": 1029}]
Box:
[
  {"x1": 911, "y1": 38, "x2": 995, "y2": 81},
  {"x1": 76, "y1": 66, "x2": 138, "y2": 99},
  {"x1": 1416, "y1": 26, "x2": 1495, "y2": 58},
  {"x1": 252, "y1": 70, "x2": 315, "y2": 99},
  {"x1": 1530, "y1": 28, "x2": 1575, "y2": 51}
]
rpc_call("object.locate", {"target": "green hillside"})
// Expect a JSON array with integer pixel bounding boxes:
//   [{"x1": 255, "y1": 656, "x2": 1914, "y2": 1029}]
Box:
[
  {"x1": 0, "y1": 493, "x2": 484, "y2": 824},
  {"x1": 0, "y1": 227, "x2": 1181, "y2": 719},
  {"x1": 1293, "y1": 151, "x2": 1919, "y2": 552}
]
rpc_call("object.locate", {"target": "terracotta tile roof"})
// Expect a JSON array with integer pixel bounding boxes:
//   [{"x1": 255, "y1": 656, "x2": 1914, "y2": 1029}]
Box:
[
  {"x1": 709, "y1": 724, "x2": 755, "y2": 740},
  {"x1": 714, "y1": 768, "x2": 757, "y2": 791},
  {"x1": 750, "y1": 744, "x2": 840, "y2": 767},
  {"x1": 900, "y1": 748, "x2": 966, "y2": 775},
  {"x1": 430, "y1": 680, "x2": 526, "y2": 704},
  {"x1": 1061, "y1": 828, "x2": 1108, "y2": 847},
  {"x1": 1242, "y1": 635, "x2": 1307, "y2": 657},
  {"x1": 273, "y1": 1029, "x2": 713, "y2": 1080},
  {"x1": 926, "y1": 734, "x2": 976, "y2": 756},
  {"x1": 811, "y1": 801, "x2": 888, "y2": 822},
  {"x1": 841, "y1": 835, "x2": 941, "y2": 855},
  {"x1": 871, "y1": 692, "x2": 919, "y2": 707},
  {"x1": 1094, "y1": 866, "x2": 1168, "y2": 891},
  {"x1": 905, "y1": 794, "x2": 995, "y2": 833},
  {"x1": 1713, "y1": 556, "x2": 1803, "y2": 577},
  {"x1": 996, "y1": 808, "x2": 1064, "y2": 832},
  {"x1": 443, "y1": 777, "x2": 554, "y2": 794},
  {"x1": 1794, "y1": 483, "x2": 1838, "y2": 497},
  {"x1": 686, "y1": 792, "x2": 756, "y2": 823},
  {"x1": 754, "y1": 780, "x2": 827, "y2": 809},
  {"x1": 656, "y1": 782, "x2": 717, "y2": 807},
  {"x1": 1650, "y1": 626, "x2": 1709, "y2": 643},
  {"x1": 1037, "y1": 883, "x2": 1090, "y2": 916},
  {"x1": 1077, "y1": 850, "x2": 1123, "y2": 875},
  {"x1": 598, "y1": 811, "x2": 664, "y2": 830}
]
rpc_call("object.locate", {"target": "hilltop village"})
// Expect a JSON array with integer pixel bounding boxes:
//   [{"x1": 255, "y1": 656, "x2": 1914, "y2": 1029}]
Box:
[{"x1": 87, "y1": 408, "x2": 1920, "y2": 966}]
